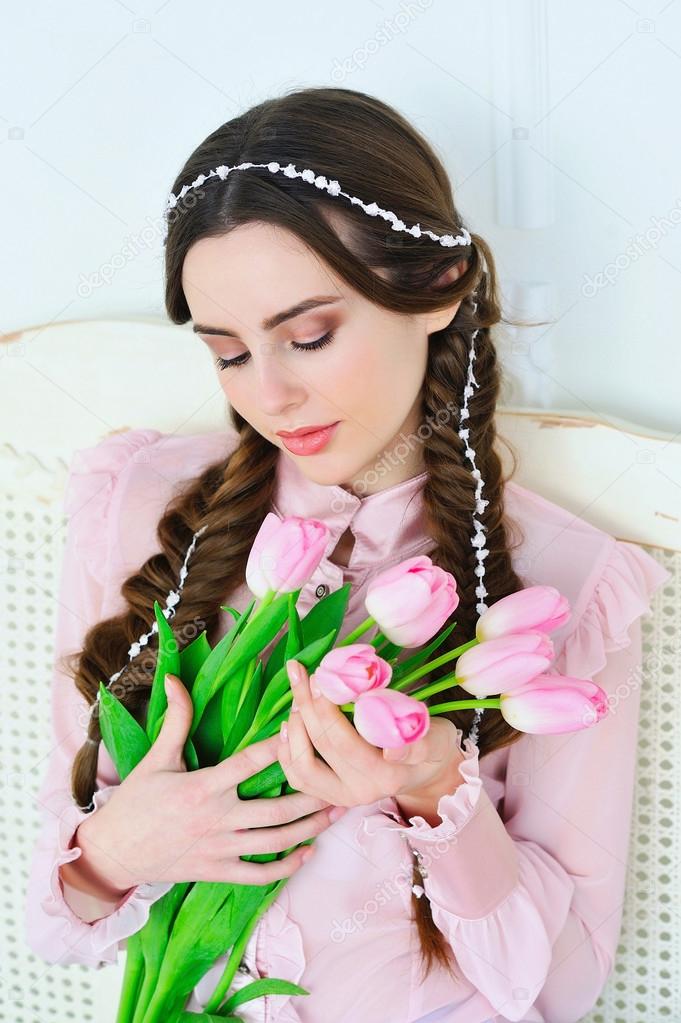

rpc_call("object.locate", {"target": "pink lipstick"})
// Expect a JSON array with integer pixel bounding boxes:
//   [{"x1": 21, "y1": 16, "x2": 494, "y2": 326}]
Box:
[{"x1": 277, "y1": 421, "x2": 340, "y2": 455}]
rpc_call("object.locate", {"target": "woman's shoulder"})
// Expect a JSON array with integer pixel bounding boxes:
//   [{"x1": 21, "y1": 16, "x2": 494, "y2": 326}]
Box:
[
  {"x1": 504, "y1": 479, "x2": 671, "y2": 681},
  {"x1": 63, "y1": 426, "x2": 241, "y2": 583}
]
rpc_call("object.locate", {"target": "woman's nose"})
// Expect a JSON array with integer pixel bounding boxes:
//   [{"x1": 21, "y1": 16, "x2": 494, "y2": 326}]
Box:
[{"x1": 255, "y1": 344, "x2": 305, "y2": 414}]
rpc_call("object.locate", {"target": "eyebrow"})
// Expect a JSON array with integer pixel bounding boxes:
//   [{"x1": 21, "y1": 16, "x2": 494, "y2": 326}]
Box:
[{"x1": 192, "y1": 295, "x2": 343, "y2": 338}]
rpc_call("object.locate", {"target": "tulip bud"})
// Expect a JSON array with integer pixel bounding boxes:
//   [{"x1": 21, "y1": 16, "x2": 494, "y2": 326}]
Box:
[
  {"x1": 476, "y1": 585, "x2": 571, "y2": 642},
  {"x1": 456, "y1": 631, "x2": 555, "y2": 698},
  {"x1": 314, "y1": 644, "x2": 392, "y2": 703},
  {"x1": 365, "y1": 555, "x2": 458, "y2": 647},
  {"x1": 499, "y1": 675, "x2": 608, "y2": 734},
  {"x1": 246, "y1": 512, "x2": 329, "y2": 598},
  {"x1": 353, "y1": 688, "x2": 430, "y2": 749}
]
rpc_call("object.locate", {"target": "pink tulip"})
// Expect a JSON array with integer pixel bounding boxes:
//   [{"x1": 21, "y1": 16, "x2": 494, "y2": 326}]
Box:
[
  {"x1": 246, "y1": 513, "x2": 330, "y2": 598},
  {"x1": 313, "y1": 644, "x2": 392, "y2": 704},
  {"x1": 455, "y1": 632, "x2": 555, "y2": 698},
  {"x1": 499, "y1": 675, "x2": 608, "y2": 734},
  {"x1": 364, "y1": 555, "x2": 459, "y2": 647},
  {"x1": 354, "y1": 688, "x2": 430, "y2": 749},
  {"x1": 476, "y1": 585, "x2": 571, "y2": 643}
]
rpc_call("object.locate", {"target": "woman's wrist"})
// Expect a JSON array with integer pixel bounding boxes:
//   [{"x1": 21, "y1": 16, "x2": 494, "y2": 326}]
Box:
[
  {"x1": 395, "y1": 758, "x2": 465, "y2": 827},
  {"x1": 59, "y1": 817, "x2": 136, "y2": 902}
]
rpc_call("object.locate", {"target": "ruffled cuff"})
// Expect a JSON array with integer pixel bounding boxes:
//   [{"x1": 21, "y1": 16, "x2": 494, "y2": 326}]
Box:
[
  {"x1": 361, "y1": 728, "x2": 520, "y2": 920},
  {"x1": 552, "y1": 539, "x2": 670, "y2": 680},
  {"x1": 42, "y1": 786, "x2": 173, "y2": 966}
]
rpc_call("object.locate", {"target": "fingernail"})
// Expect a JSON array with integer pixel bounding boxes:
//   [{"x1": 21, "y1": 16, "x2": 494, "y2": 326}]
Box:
[
  {"x1": 291, "y1": 699, "x2": 300, "y2": 713},
  {"x1": 301, "y1": 847, "x2": 315, "y2": 864},
  {"x1": 310, "y1": 679, "x2": 321, "y2": 699},
  {"x1": 288, "y1": 660, "x2": 302, "y2": 686},
  {"x1": 280, "y1": 720, "x2": 288, "y2": 741},
  {"x1": 164, "y1": 674, "x2": 175, "y2": 703},
  {"x1": 329, "y1": 806, "x2": 347, "y2": 823},
  {"x1": 385, "y1": 747, "x2": 408, "y2": 761}
]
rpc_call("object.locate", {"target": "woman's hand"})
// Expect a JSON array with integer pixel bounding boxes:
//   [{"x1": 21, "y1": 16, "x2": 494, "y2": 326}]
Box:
[
  {"x1": 71, "y1": 673, "x2": 344, "y2": 897},
  {"x1": 279, "y1": 660, "x2": 466, "y2": 808}
]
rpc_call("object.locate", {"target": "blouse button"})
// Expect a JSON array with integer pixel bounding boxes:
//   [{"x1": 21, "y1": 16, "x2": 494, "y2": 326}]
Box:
[{"x1": 315, "y1": 583, "x2": 329, "y2": 599}]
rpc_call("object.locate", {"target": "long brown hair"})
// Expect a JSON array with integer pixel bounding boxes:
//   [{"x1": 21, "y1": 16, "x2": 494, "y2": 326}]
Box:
[{"x1": 66, "y1": 86, "x2": 532, "y2": 986}]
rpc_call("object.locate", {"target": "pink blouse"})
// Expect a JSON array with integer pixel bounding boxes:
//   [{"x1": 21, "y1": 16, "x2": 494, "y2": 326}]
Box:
[{"x1": 24, "y1": 427, "x2": 671, "y2": 1023}]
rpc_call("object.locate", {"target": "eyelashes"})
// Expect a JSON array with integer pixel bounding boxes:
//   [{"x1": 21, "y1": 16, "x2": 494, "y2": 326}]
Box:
[{"x1": 214, "y1": 330, "x2": 336, "y2": 371}]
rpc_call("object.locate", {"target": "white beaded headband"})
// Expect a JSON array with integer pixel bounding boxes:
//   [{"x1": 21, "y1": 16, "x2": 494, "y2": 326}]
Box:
[{"x1": 85, "y1": 161, "x2": 489, "y2": 748}]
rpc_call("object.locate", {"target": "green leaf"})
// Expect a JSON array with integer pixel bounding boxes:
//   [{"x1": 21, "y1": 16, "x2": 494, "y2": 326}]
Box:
[
  {"x1": 183, "y1": 735, "x2": 200, "y2": 771},
  {"x1": 236, "y1": 759, "x2": 286, "y2": 800},
  {"x1": 179, "y1": 631, "x2": 212, "y2": 692},
  {"x1": 220, "y1": 662, "x2": 264, "y2": 758},
  {"x1": 191, "y1": 686, "x2": 229, "y2": 766},
  {"x1": 263, "y1": 583, "x2": 350, "y2": 686},
  {"x1": 224, "y1": 591, "x2": 295, "y2": 675},
  {"x1": 177, "y1": 1013, "x2": 243, "y2": 1022},
  {"x1": 375, "y1": 640, "x2": 402, "y2": 661},
  {"x1": 219, "y1": 978, "x2": 309, "y2": 1015},
  {"x1": 97, "y1": 682, "x2": 150, "y2": 780},
  {"x1": 248, "y1": 630, "x2": 338, "y2": 738},
  {"x1": 219, "y1": 606, "x2": 243, "y2": 622},
  {"x1": 145, "y1": 601, "x2": 182, "y2": 742},
  {"x1": 189, "y1": 602, "x2": 255, "y2": 737},
  {"x1": 284, "y1": 595, "x2": 303, "y2": 660},
  {"x1": 130, "y1": 882, "x2": 191, "y2": 1021}
]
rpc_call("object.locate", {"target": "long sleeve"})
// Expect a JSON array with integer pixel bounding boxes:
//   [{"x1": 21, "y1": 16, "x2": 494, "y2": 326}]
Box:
[
  {"x1": 377, "y1": 539, "x2": 670, "y2": 1023},
  {"x1": 24, "y1": 429, "x2": 174, "y2": 968}
]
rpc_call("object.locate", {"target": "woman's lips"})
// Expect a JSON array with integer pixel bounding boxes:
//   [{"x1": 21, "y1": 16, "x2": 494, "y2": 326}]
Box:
[{"x1": 278, "y1": 421, "x2": 340, "y2": 455}]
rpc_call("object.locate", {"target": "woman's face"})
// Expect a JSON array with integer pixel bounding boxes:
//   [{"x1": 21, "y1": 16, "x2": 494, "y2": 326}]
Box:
[{"x1": 183, "y1": 221, "x2": 465, "y2": 496}]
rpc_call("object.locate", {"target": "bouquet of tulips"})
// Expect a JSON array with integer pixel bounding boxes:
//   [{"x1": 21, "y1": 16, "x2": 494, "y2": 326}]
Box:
[{"x1": 102, "y1": 513, "x2": 608, "y2": 1023}]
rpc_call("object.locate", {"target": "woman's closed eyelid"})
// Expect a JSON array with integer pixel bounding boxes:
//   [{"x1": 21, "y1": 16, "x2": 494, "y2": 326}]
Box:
[{"x1": 214, "y1": 329, "x2": 336, "y2": 371}]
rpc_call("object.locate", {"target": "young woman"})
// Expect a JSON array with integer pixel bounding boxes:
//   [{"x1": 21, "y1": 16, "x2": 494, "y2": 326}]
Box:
[{"x1": 25, "y1": 87, "x2": 669, "y2": 1023}]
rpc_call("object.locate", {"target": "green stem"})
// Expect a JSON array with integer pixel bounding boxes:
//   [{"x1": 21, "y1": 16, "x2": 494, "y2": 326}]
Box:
[
  {"x1": 251, "y1": 589, "x2": 275, "y2": 622},
  {"x1": 236, "y1": 687, "x2": 293, "y2": 751},
  {"x1": 429, "y1": 698, "x2": 500, "y2": 714},
  {"x1": 116, "y1": 933, "x2": 144, "y2": 1023},
  {"x1": 392, "y1": 637, "x2": 479, "y2": 690},
  {"x1": 132, "y1": 968, "x2": 157, "y2": 1023},
  {"x1": 202, "y1": 881, "x2": 288, "y2": 1014},
  {"x1": 338, "y1": 615, "x2": 376, "y2": 646},
  {"x1": 408, "y1": 671, "x2": 461, "y2": 703}
]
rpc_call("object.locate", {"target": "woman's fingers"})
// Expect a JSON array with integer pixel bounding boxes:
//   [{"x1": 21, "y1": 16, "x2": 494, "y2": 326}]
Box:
[
  {"x1": 234, "y1": 789, "x2": 331, "y2": 828},
  {"x1": 286, "y1": 661, "x2": 377, "y2": 777},
  {"x1": 223, "y1": 804, "x2": 344, "y2": 857},
  {"x1": 280, "y1": 701, "x2": 344, "y2": 803},
  {"x1": 215, "y1": 845, "x2": 315, "y2": 885}
]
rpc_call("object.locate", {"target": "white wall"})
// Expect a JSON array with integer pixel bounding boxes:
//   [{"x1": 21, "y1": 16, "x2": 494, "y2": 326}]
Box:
[{"x1": 2, "y1": 0, "x2": 679, "y2": 433}]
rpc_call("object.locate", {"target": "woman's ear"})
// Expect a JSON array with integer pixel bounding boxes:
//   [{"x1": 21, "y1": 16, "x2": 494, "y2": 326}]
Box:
[{"x1": 425, "y1": 259, "x2": 469, "y2": 335}]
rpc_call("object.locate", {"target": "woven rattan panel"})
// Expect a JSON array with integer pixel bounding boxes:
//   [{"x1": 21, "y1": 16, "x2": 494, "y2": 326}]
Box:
[
  {"x1": 582, "y1": 545, "x2": 680, "y2": 1023},
  {"x1": 5, "y1": 485, "x2": 124, "y2": 1021}
]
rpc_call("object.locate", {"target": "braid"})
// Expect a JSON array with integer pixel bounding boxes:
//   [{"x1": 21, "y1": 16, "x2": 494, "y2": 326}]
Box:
[
  {"x1": 406, "y1": 259, "x2": 528, "y2": 983},
  {"x1": 66, "y1": 421, "x2": 279, "y2": 811}
]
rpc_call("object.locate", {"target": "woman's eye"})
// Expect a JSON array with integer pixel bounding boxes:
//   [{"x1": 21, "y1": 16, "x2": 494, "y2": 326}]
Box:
[{"x1": 215, "y1": 330, "x2": 336, "y2": 371}]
